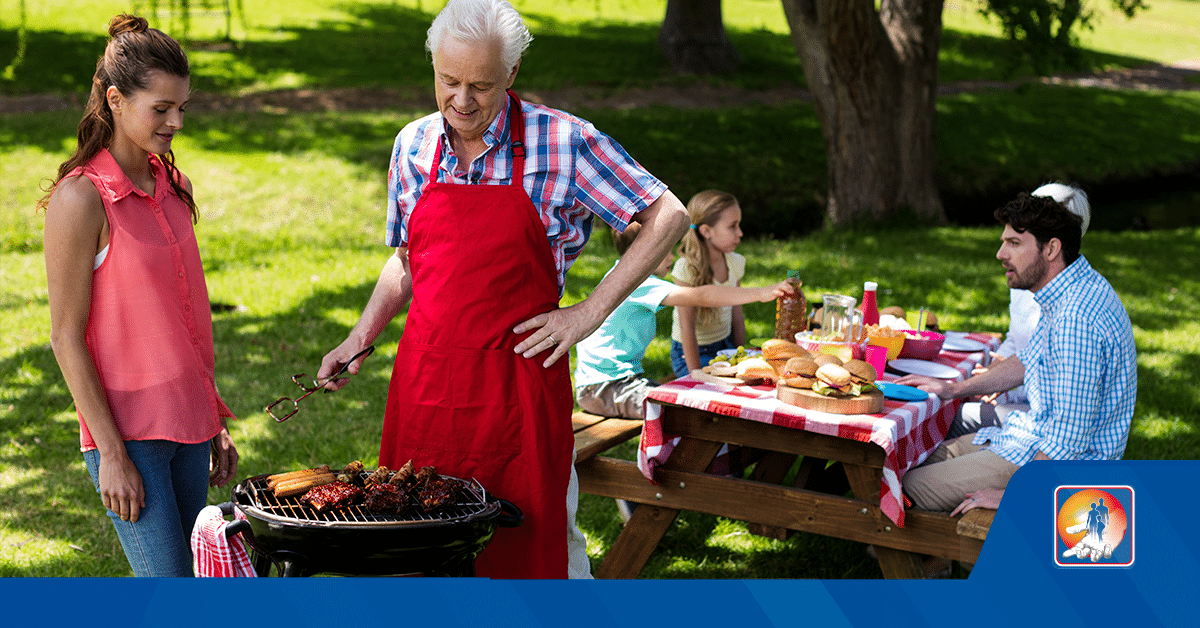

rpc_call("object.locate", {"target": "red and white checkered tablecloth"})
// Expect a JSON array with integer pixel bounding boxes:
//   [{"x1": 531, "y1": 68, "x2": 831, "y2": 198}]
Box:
[{"x1": 637, "y1": 332, "x2": 999, "y2": 528}]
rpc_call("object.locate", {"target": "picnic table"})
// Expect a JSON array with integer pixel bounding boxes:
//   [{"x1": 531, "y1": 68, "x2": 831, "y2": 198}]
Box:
[{"x1": 574, "y1": 332, "x2": 1000, "y2": 579}]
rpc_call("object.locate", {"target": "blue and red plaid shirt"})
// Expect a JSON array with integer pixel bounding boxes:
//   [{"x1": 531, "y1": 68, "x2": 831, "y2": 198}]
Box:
[{"x1": 386, "y1": 96, "x2": 667, "y2": 292}]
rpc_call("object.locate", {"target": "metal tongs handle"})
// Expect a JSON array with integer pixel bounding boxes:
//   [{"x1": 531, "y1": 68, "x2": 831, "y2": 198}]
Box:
[
  {"x1": 318, "y1": 345, "x2": 376, "y2": 390},
  {"x1": 265, "y1": 345, "x2": 375, "y2": 422}
]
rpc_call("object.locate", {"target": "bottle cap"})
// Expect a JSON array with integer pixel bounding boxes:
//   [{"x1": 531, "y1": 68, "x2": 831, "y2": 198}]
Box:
[{"x1": 864, "y1": 281, "x2": 877, "y2": 291}]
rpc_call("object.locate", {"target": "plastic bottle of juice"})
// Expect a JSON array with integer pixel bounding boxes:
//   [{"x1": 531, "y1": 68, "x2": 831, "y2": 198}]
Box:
[{"x1": 775, "y1": 271, "x2": 807, "y2": 340}]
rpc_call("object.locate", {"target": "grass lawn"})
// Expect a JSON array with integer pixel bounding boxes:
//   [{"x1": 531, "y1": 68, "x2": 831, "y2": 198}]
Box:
[{"x1": 2, "y1": 0, "x2": 1199, "y2": 578}]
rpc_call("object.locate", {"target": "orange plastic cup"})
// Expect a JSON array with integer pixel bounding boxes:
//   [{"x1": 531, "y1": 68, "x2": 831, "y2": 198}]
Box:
[{"x1": 867, "y1": 333, "x2": 905, "y2": 362}]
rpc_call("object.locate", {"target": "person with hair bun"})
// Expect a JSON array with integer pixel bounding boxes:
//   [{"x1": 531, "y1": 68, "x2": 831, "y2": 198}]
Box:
[
  {"x1": 41, "y1": 14, "x2": 238, "y2": 577},
  {"x1": 316, "y1": 0, "x2": 688, "y2": 578}
]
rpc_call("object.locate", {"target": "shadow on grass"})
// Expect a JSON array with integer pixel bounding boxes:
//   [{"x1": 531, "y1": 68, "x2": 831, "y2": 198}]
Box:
[
  {"x1": 0, "y1": 277, "x2": 395, "y2": 576},
  {"x1": 0, "y1": 3, "x2": 802, "y2": 96},
  {"x1": 0, "y1": 2, "x2": 1163, "y2": 97}
]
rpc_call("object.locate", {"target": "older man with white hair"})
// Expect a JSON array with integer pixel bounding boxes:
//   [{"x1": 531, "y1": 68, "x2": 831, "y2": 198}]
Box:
[{"x1": 316, "y1": 0, "x2": 687, "y2": 578}]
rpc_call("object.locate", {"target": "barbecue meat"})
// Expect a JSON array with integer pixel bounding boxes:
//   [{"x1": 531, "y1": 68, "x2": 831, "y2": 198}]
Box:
[
  {"x1": 301, "y1": 481, "x2": 364, "y2": 512},
  {"x1": 418, "y1": 475, "x2": 460, "y2": 513},
  {"x1": 337, "y1": 460, "x2": 365, "y2": 486},
  {"x1": 389, "y1": 460, "x2": 416, "y2": 486},
  {"x1": 363, "y1": 483, "x2": 408, "y2": 516},
  {"x1": 413, "y1": 465, "x2": 438, "y2": 487},
  {"x1": 364, "y1": 466, "x2": 392, "y2": 487}
]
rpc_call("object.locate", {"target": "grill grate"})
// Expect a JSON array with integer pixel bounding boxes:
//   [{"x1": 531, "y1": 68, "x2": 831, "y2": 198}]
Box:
[{"x1": 236, "y1": 472, "x2": 495, "y2": 527}]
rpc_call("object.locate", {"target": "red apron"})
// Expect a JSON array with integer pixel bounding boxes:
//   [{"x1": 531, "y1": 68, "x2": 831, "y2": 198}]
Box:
[{"x1": 380, "y1": 92, "x2": 573, "y2": 578}]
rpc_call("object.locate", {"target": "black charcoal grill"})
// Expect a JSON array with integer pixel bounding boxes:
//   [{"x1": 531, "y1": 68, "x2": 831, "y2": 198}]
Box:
[{"x1": 228, "y1": 471, "x2": 522, "y2": 576}]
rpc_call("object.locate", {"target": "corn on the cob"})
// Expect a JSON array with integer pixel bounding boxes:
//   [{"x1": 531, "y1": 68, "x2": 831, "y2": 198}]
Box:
[
  {"x1": 266, "y1": 465, "x2": 331, "y2": 490},
  {"x1": 273, "y1": 472, "x2": 336, "y2": 498}
]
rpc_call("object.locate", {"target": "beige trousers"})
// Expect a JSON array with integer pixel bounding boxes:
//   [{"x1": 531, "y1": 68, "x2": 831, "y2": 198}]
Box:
[
  {"x1": 901, "y1": 435, "x2": 1019, "y2": 513},
  {"x1": 566, "y1": 449, "x2": 594, "y2": 578}
]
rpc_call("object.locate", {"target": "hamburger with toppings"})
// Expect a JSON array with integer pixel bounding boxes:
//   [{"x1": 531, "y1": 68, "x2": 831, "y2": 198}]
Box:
[
  {"x1": 778, "y1": 356, "x2": 819, "y2": 389},
  {"x1": 812, "y1": 359, "x2": 877, "y2": 397},
  {"x1": 842, "y1": 359, "x2": 877, "y2": 387}
]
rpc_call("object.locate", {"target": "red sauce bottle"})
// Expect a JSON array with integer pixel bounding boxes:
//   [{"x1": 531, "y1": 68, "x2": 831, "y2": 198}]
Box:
[{"x1": 861, "y1": 281, "x2": 879, "y2": 326}]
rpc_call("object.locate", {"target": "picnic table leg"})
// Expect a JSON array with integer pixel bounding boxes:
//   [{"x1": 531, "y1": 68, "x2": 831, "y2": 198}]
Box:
[
  {"x1": 594, "y1": 504, "x2": 681, "y2": 579},
  {"x1": 593, "y1": 435, "x2": 724, "y2": 579},
  {"x1": 746, "y1": 451, "x2": 798, "y2": 540},
  {"x1": 842, "y1": 462, "x2": 927, "y2": 579}
]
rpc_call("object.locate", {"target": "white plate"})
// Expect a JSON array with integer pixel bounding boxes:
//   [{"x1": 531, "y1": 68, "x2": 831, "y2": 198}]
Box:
[
  {"x1": 943, "y1": 337, "x2": 988, "y2": 353},
  {"x1": 888, "y1": 359, "x2": 961, "y2": 379}
]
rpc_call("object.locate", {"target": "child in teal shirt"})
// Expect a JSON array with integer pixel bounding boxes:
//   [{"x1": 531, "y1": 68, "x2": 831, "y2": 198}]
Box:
[{"x1": 573, "y1": 224, "x2": 793, "y2": 418}]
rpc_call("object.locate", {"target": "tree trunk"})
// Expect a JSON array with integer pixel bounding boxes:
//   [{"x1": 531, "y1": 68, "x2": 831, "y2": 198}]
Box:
[
  {"x1": 780, "y1": 0, "x2": 945, "y2": 226},
  {"x1": 659, "y1": 0, "x2": 743, "y2": 75}
]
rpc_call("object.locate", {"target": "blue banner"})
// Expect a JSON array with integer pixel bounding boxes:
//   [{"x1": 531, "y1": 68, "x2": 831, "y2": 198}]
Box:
[{"x1": 2, "y1": 460, "x2": 1193, "y2": 627}]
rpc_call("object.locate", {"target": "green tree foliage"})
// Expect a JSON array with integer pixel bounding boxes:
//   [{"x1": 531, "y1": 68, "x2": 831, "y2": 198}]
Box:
[{"x1": 981, "y1": 0, "x2": 1148, "y2": 74}]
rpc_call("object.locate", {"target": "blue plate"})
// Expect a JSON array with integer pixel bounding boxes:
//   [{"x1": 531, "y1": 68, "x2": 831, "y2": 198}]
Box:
[{"x1": 875, "y1": 381, "x2": 929, "y2": 401}]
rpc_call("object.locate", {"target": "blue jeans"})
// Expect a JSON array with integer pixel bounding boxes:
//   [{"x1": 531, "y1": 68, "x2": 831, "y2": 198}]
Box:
[
  {"x1": 84, "y1": 439, "x2": 211, "y2": 577},
  {"x1": 670, "y1": 336, "x2": 735, "y2": 378}
]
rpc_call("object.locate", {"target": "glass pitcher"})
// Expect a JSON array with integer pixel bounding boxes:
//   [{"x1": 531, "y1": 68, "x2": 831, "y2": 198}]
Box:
[{"x1": 821, "y1": 294, "x2": 857, "y2": 341}]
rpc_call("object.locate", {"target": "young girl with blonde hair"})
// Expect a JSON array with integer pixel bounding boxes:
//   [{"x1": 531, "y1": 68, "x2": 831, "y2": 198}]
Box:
[
  {"x1": 669, "y1": 190, "x2": 748, "y2": 377},
  {"x1": 42, "y1": 14, "x2": 238, "y2": 576}
]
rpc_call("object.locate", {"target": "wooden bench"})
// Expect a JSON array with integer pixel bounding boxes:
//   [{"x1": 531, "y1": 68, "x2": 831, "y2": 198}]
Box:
[
  {"x1": 571, "y1": 408, "x2": 997, "y2": 577},
  {"x1": 956, "y1": 507, "x2": 995, "y2": 541},
  {"x1": 572, "y1": 411, "x2": 643, "y2": 463}
]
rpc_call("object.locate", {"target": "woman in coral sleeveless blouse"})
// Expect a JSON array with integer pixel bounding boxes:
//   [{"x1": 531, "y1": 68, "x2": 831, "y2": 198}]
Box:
[{"x1": 42, "y1": 15, "x2": 238, "y2": 577}]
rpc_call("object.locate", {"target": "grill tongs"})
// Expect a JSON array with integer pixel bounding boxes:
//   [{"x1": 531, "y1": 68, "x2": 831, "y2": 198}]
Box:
[{"x1": 265, "y1": 346, "x2": 375, "y2": 422}]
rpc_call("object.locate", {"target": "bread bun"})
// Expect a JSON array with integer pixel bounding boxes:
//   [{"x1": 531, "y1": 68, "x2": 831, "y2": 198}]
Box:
[
  {"x1": 761, "y1": 339, "x2": 808, "y2": 361},
  {"x1": 762, "y1": 339, "x2": 809, "y2": 374},
  {"x1": 880, "y1": 306, "x2": 906, "y2": 319},
  {"x1": 815, "y1": 363, "x2": 852, "y2": 389},
  {"x1": 779, "y1": 357, "x2": 819, "y2": 389},
  {"x1": 736, "y1": 357, "x2": 777, "y2": 384},
  {"x1": 782, "y1": 356, "x2": 818, "y2": 376},
  {"x1": 812, "y1": 353, "x2": 843, "y2": 368},
  {"x1": 842, "y1": 359, "x2": 877, "y2": 385}
]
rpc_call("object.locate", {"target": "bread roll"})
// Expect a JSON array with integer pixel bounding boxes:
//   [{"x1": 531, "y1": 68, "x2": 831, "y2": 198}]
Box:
[
  {"x1": 813, "y1": 353, "x2": 843, "y2": 367},
  {"x1": 761, "y1": 339, "x2": 808, "y2": 361},
  {"x1": 736, "y1": 357, "x2": 777, "y2": 384}
]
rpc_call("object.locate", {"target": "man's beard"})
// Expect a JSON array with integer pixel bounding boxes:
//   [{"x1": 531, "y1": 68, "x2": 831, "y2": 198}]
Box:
[{"x1": 1006, "y1": 255, "x2": 1048, "y2": 291}]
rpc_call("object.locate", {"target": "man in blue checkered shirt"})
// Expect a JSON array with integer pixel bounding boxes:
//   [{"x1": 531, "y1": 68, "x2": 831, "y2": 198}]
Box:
[{"x1": 898, "y1": 193, "x2": 1137, "y2": 513}]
